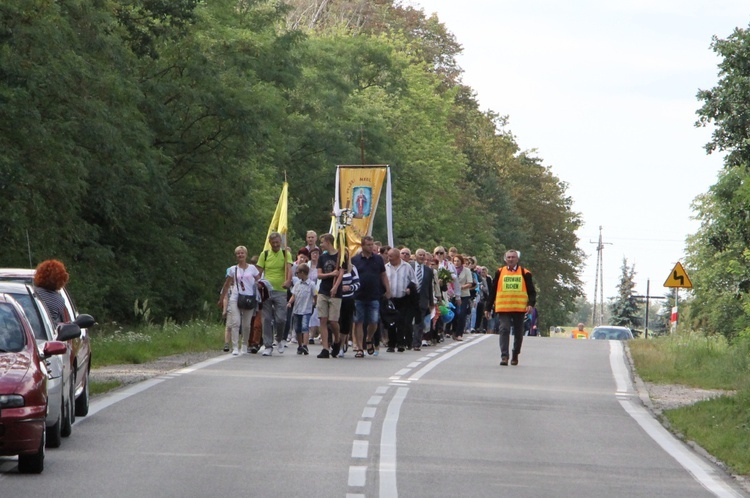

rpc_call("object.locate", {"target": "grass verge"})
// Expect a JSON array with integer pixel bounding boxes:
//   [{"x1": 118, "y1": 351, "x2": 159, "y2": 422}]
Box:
[
  {"x1": 91, "y1": 319, "x2": 224, "y2": 368},
  {"x1": 90, "y1": 379, "x2": 123, "y2": 396},
  {"x1": 630, "y1": 333, "x2": 750, "y2": 476}
]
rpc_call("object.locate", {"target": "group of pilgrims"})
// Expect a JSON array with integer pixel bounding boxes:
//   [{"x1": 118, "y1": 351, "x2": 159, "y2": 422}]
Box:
[{"x1": 218, "y1": 230, "x2": 537, "y2": 365}]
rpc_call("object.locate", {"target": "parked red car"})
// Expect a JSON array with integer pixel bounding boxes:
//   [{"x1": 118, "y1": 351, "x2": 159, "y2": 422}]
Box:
[
  {"x1": 0, "y1": 269, "x2": 93, "y2": 417},
  {"x1": 0, "y1": 293, "x2": 70, "y2": 473}
]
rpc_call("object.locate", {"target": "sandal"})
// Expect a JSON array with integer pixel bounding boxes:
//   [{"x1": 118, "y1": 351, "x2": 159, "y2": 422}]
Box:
[
  {"x1": 355, "y1": 350, "x2": 365, "y2": 358},
  {"x1": 366, "y1": 341, "x2": 375, "y2": 355}
]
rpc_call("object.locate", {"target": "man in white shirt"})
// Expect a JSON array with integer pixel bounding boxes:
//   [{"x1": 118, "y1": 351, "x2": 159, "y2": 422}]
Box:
[{"x1": 385, "y1": 248, "x2": 417, "y2": 353}]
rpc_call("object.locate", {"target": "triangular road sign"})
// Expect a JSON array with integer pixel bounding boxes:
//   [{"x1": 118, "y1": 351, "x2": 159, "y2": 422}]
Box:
[{"x1": 664, "y1": 262, "x2": 693, "y2": 288}]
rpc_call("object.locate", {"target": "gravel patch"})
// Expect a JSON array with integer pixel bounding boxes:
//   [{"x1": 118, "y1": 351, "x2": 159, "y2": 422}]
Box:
[
  {"x1": 91, "y1": 350, "x2": 227, "y2": 388},
  {"x1": 645, "y1": 382, "x2": 736, "y2": 412}
]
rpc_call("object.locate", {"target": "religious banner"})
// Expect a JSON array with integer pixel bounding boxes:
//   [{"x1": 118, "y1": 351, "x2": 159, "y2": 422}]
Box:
[{"x1": 334, "y1": 165, "x2": 393, "y2": 256}]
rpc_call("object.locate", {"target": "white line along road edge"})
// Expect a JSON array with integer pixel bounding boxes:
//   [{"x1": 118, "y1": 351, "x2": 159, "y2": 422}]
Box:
[{"x1": 609, "y1": 341, "x2": 744, "y2": 498}]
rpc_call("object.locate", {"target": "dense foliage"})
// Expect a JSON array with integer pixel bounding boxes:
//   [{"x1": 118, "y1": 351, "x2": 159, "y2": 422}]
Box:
[
  {"x1": 689, "y1": 25, "x2": 750, "y2": 339},
  {"x1": 0, "y1": 0, "x2": 583, "y2": 326}
]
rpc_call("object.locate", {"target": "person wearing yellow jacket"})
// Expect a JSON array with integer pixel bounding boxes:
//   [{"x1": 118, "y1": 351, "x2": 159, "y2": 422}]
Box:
[{"x1": 486, "y1": 249, "x2": 537, "y2": 366}]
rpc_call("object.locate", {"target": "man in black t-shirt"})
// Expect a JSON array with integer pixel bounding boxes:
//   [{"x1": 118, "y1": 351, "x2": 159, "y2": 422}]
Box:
[{"x1": 316, "y1": 233, "x2": 343, "y2": 358}]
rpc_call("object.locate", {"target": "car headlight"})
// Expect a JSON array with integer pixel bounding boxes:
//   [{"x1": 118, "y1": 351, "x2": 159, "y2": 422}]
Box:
[{"x1": 0, "y1": 394, "x2": 24, "y2": 408}]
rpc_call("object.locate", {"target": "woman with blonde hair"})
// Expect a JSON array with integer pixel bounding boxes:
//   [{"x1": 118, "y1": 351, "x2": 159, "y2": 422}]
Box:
[{"x1": 218, "y1": 246, "x2": 260, "y2": 355}]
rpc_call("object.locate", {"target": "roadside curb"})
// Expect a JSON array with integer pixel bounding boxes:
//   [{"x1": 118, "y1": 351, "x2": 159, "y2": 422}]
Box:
[{"x1": 623, "y1": 343, "x2": 750, "y2": 495}]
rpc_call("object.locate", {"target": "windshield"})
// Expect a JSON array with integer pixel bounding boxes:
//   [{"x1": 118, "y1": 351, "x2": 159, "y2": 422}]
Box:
[
  {"x1": 0, "y1": 304, "x2": 26, "y2": 352},
  {"x1": 6, "y1": 291, "x2": 50, "y2": 341},
  {"x1": 593, "y1": 328, "x2": 631, "y2": 340}
]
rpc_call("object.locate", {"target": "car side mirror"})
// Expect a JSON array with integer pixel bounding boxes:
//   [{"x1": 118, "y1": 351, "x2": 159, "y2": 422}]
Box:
[
  {"x1": 43, "y1": 341, "x2": 67, "y2": 357},
  {"x1": 74, "y1": 314, "x2": 95, "y2": 329},
  {"x1": 57, "y1": 323, "x2": 82, "y2": 341}
]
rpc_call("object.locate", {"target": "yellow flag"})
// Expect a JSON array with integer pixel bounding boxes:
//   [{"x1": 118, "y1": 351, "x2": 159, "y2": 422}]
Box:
[{"x1": 263, "y1": 182, "x2": 288, "y2": 251}]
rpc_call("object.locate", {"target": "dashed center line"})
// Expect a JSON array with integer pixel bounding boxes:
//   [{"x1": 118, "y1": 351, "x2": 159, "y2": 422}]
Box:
[{"x1": 346, "y1": 335, "x2": 489, "y2": 497}]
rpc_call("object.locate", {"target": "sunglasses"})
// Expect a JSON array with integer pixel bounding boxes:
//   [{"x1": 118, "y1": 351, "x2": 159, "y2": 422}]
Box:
[{"x1": 435, "y1": 251, "x2": 444, "y2": 255}]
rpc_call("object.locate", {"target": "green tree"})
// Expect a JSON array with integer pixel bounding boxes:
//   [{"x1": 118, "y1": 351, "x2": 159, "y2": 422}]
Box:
[
  {"x1": 689, "y1": 25, "x2": 750, "y2": 338},
  {"x1": 610, "y1": 258, "x2": 642, "y2": 333}
]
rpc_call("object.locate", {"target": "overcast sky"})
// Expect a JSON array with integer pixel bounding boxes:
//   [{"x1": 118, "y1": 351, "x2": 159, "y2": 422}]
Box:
[{"x1": 412, "y1": 0, "x2": 750, "y2": 303}]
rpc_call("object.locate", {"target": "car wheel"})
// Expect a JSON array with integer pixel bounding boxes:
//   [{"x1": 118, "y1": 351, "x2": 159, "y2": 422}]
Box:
[
  {"x1": 75, "y1": 371, "x2": 89, "y2": 417},
  {"x1": 61, "y1": 383, "x2": 73, "y2": 438},
  {"x1": 46, "y1": 408, "x2": 62, "y2": 448},
  {"x1": 19, "y1": 427, "x2": 45, "y2": 474}
]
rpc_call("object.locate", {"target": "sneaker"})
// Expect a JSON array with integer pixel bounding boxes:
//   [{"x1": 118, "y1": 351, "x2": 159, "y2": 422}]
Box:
[
  {"x1": 309, "y1": 338, "x2": 315, "y2": 345},
  {"x1": 262, "y1": 347, "x2": 272, "y2": 356},
  {"x1": 331, "y1": 342, "x2": 341, "y2": 357},
  {"x1": 249, "y1": 346, "x2": 259, "y2": 354},
  {"x1": 232, "y1": 348, "x2": 239, "y2": 356},
  {"x1": 397, "y1": 347, "x2": 405, "y2": 352},
  {"x1": 302, "y1": 345, "x2": 309, "y2": 355},
  {"x1": 223, "y1": 343, "x2": 230, "y2": 352},
  {"x1": 414, "y1": 347, "x2": 421, "y2": 351},
  {"x1": 278, "y1": 340, "x2": 286, "y2": 354},
  {"x1": 386, "y1": 347, "x2": 395, "y2": 353},
  {"x1": 373, "y1": 350, "x2": 379, "y2": 356},
  {"x1": 297, "y1": 346, "x2": 303, "y2": 355},
  {"x1": 290, "y1": 337, "x2": 298, "y2": 344},
  {"x1": 241, "y1": 345, "x2": 248, "y2": 354},
  {"x1": 422, "y1": 341, "x2": 430, "y2": 347},
  {"x1": 337, "y1": 349, "x2": 345, "y2": 358},
  {"x1": 317, "y1": 348, "x2": 330, "y2": 359},
  {"x1": 500, "y1": 356, "x2": 509, "y2": 366}
]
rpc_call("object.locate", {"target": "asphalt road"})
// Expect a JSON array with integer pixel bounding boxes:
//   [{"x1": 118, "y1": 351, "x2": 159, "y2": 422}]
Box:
[{"x1": 1, "y1": 335, "x2": 746, "y2": 497}]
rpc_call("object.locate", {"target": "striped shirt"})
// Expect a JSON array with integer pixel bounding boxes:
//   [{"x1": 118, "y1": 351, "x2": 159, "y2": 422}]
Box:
[
  {"x1": 386, "y1": 261, "x2": 417, "y2": 299},
  {"x1": 35, "y1": 287, "x2": 67, "y2": 327},
  {"x1": 341, "y1": 266, "x2": 361, "y2": 299}
]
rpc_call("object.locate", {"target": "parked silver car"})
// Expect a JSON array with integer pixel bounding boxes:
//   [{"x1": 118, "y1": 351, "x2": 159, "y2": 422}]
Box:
[{"x1": 0, "y1": 282, "x2": 91, "y2": 447}]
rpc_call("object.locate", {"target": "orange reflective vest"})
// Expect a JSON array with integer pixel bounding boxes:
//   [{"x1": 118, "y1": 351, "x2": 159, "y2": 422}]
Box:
[{"x1": 494, "y1": 266, "x2": 530, "y2": 313}]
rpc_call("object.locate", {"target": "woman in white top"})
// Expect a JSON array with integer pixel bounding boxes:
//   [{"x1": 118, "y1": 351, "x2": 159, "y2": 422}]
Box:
[{"x1": 218, "y1": 246, "x2": 260, "y2": 355}]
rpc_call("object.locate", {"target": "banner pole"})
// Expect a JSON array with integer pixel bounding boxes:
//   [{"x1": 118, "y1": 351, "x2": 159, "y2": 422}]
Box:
[{"x1": 386, "y1": 166, "x2": 394, "y2": 247}]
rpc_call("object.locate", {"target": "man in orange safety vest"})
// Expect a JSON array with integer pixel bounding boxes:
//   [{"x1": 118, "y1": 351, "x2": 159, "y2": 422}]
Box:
[{"x1": 486, "y1": 249, "x2": 536, "y2": 366}]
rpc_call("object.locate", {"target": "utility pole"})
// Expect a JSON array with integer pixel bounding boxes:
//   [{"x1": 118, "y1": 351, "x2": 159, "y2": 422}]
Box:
[
  {"x1": 591, "y1": 226, "x2": 612, "y2": 327},
  {"x1": 633, "y1": 279, "x2": 666, "y2": 339}
]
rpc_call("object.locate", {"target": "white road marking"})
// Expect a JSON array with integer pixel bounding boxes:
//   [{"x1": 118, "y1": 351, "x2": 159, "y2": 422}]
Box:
[
  {"x1": 362, "y1": 407, "x2": 377, "y2": 418},
  {"x1": 348, "y1": 466, "x2": 367, "y2": 487},
  {"x1": 426, "y1": 353, "x2": 439, "y2": 357},
  {"x1": 356, "y1": 421, "x2": 372, "y2": 436},
  {"x1": 394, "y1": 368, "x2": 411, "y2": 376},
  {"x1": 85, "y1": 378, "x2": 166, "y2": 418},
  {"x1": 367, "y1": 395, "x2": 383, "y2": 405},
  {"x1": 84, "y1": 354, "x2": 234, "y2": 421},
  {"x1": 346, "y1": 494, "x2": 366, "y2": 498},
  {"x1": 409, "y1": 335, "x2": 492, "y2": 381},
  {"x1": 407, "y1": 362, "x2": 422, "y2": 368},
  {"x1": 609, "y1": 341, "x2": 744, "y2": 498},
  {"x1": 352, "y1": 440, "x2": 369, "y2": 458},
  {"x1": 375, "y1": 386, "x2": 389, "y2": 394},
  {"x1": 379, "y1": 387, "x2": 409, "y2": 498}
]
